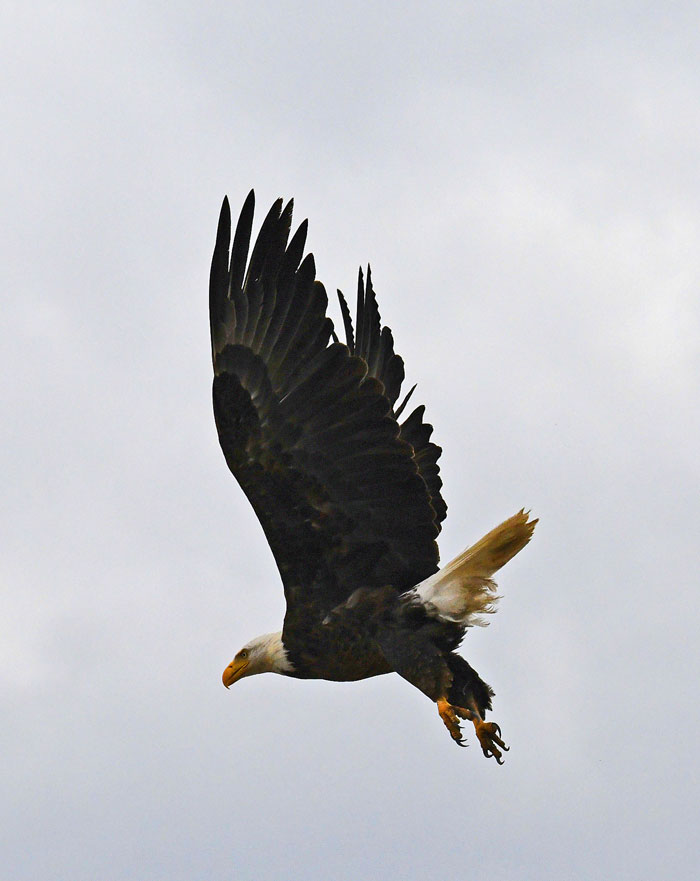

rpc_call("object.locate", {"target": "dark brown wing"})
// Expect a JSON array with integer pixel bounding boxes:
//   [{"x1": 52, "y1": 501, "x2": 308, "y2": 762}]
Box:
[
  {"x1": 337, "y1": 269, "x2": 447, "y2": 525},
  {"x1": 210, "y1": 192, "x2": 441, "y2": 621}
]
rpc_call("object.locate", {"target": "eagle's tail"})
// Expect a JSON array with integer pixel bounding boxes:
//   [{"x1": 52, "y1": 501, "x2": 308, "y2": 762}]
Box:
[{"x1": 408, "y1": 510, "x2": 537, "y2": 627}]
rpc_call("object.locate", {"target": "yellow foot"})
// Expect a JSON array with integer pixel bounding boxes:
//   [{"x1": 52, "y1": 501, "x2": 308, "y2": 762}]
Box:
[
  {"x1": 438, "y1": 700, "x2": 509, "y2": 761},
  {"x1": 449, "y1": 704, "x2": 509, "y2": 763},
  {"x1": 472, "y1": 718, "x2": 509, "y2": 764},
  {"x1": 437, "y1": 698, "x2": 468, "y2": 747}
]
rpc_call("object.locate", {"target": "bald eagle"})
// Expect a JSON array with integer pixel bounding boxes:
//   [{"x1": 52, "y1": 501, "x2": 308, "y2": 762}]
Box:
[{"x1": 211, "y1": 191, "x2": 536, "y2": 762}]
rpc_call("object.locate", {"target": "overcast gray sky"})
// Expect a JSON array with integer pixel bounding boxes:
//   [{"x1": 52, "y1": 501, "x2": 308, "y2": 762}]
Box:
[{"x1": 3, "y1": 2, "x2": 699, "y2": 879}]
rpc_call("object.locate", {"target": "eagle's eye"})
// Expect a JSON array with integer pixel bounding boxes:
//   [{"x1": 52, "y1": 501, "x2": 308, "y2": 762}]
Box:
[{"x1": 239, "y1": 650, "x2": 248, "y2": 659}]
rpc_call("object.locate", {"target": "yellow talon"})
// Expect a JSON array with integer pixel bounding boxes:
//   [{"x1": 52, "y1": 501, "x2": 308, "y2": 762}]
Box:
[
  {"x1": 437, "y1": 698, "x2": 468, "y2": 747},
  {"x1": 439, "y1": 699, "x2": 509, "y2": 762},
  {"x1": 473, "y1": 719, "x2": 509, "y2": 764}
]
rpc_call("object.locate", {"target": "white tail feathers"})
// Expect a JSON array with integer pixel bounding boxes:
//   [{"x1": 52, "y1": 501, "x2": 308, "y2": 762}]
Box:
[{"x1": 408, "y1": 510, "x2": 537, "y2": 627}]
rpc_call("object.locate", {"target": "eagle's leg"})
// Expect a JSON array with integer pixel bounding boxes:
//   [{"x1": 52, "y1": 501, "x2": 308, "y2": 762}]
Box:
[
  {"x1": 453, "y1": 702, "x2": 509, "y2": 764},
  {"x1": 437, "y1": 698, "x2": 468, "y2": 747}
]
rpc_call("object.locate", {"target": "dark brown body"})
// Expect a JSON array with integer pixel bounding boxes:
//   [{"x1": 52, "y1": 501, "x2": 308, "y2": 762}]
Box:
[{"x1": 280, "y1": 586, "x2": 494, "y2": 718}]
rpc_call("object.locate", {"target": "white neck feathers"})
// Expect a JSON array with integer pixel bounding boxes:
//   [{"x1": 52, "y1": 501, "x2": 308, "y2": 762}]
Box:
[{"x1": 253, "y1": 631, "x2": 294, "y2": 674}]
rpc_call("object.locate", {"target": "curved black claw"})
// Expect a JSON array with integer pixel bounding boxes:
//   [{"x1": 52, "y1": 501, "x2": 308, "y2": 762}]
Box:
[
  {"x1": 474, "y1": 719, "x2": 509, "y2": 764},
  {"x1": 438, "y1": 699, "x2": 469, "y2": 747}
]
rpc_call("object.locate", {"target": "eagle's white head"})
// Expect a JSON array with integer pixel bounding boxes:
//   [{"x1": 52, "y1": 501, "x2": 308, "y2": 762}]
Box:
[{"x1": 222, "y1": 631, "x2": 294, "y2": 687}]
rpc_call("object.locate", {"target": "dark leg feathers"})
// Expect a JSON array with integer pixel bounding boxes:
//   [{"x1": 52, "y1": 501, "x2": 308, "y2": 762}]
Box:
[
  {"x1": 441, "y1": 653, "x2": 509, "y2": 763},
  {"x1": 446, "y1": 653, "x2": 494, "y2": 717},
  {"x1": 377, "y1": 627, "x2": 508, "y2": 762}
]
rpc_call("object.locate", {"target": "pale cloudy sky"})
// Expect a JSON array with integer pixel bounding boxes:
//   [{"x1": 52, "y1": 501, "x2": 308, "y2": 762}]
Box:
[{"x1": 3, "y1": 3, "x2": 699, "y2": 879}]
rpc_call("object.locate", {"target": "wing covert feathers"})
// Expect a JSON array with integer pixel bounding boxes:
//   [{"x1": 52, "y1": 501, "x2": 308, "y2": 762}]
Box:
[{"x1": 210, "y1": 192, "x2": 445, "y2": 615}]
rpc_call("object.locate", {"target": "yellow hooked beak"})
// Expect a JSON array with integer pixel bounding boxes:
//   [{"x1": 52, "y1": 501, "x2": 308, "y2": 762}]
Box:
[{"x1": 222, "y1": 658, "x2": 249, "y2": 688}]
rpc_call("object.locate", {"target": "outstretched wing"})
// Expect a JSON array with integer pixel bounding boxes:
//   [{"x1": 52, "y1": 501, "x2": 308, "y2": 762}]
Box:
[{"x1": 210, "y1": 191, "x2": 442, "y2": 620}]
